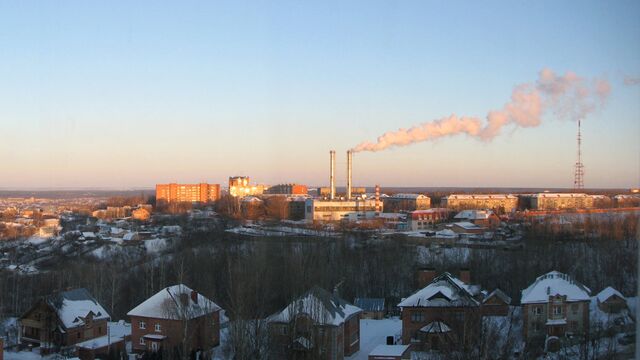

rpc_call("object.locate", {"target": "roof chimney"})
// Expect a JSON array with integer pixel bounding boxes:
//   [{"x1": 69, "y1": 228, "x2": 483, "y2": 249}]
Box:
[
  {"x1": 459, "y1": 268, "x2": 471, "y2": 284},
  {"x1": 417, "y1": 268, "x2": 436, "y2": 288},
  {"x1": 346, "y1": 150, "x2": 353, "y2": 200},
  {"x1": 330, "y1": 150, "x2": 336, "y2": 200}
]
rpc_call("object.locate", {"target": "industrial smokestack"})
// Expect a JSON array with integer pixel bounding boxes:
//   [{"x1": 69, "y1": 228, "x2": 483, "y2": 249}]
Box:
[
  {"x1": 346, "y1": 150, "x2": 353, "y2": 200},
  {"x1": 330, "y1": 150, "x2": 336, "y2": 199}
]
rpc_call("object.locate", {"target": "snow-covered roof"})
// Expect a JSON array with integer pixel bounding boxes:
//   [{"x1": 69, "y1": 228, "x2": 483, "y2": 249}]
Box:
[
  {"x1": 533, "y1": 193, "x2": 590, "y2": 198},
  {"x1": 369, "y1": 344, "x2": 410, "y2": 356},
  {"x1": 387, "y1": 193, "x2": 428, "y2": 200},
  {"x1": 444, "y1": 194, "x2": 517, "y2": 200},
  {"x1": 45, "y1": 288, "x2": 110, "y2": 329},
  {"x1": 595, "y1": 287, "x2": 624, "y2": 303},
  {"x1": 127, "y1": 284, "x2": 221, "y2": 320},
  {"x1": 75, "y1": 321, "x2": 130, "y2": 350},
  {"x1": 454, "y1": 210, "x2": 494, "y2": 220},
  {"x1": 435, "y1": 229, "x2": 457, "y2": 237},
  {"x1": 398, "y1": 272, "x2": 480, "y2": 308},
  {"x1": 269, "y1": 286, "x2": 362, "y2": 326},
  {"x1": 483, "y1": 289, "x2": 512, "y2": 305},
  {"x1": 521, "y1": 271, "x2": 591, "y2": 304},
  {"x1": 453, "y1": 222, "x2": 482, "y2": 230},
  {"x1": 420, "y1": 321, "x2": 451, "y2": 333}
]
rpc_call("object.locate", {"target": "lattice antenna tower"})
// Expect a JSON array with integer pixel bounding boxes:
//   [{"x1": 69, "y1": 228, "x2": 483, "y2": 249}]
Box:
[{"x1": 573, "y1": 119, "x2": 584, "y2": 190}]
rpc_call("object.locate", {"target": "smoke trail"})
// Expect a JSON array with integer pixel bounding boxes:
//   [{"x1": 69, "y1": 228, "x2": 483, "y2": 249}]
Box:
[{"x1": 352, "y1": 68, "x2": 610, "y2": 152}]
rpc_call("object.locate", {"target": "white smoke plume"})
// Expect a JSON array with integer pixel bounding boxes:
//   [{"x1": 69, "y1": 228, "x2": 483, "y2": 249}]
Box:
[{"x1": 352, "y1": 68, "x2": 610, "y2": 152}]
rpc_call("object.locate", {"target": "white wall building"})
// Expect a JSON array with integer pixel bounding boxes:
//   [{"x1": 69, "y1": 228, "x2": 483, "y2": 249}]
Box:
[{"x1": 305, "y1": 198, "x2": 381, "y2": 221}]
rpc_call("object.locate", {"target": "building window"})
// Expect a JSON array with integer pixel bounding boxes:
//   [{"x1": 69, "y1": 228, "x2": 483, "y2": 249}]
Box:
[
  {"x1": 77, "y1": 332, "x2": 81, "y2": 339},
  {"x1": 139, "y1": 321, "x2": 146, "y2": 329},
  {"x1": 139, "y1": 337, "x2": 146, "y2": 345},
  {"x1": 552, "y1": 305, "x2": 562, "y2": 316},
  {"x1": 155, "y1": 323, "x2": 161, "y2": 332},
  {"x1": 410, "y1": 312, "x2": 425, "y2": 322},
  {"x1": 533, "y1": 306, "x2": 543, "y2": 315}
]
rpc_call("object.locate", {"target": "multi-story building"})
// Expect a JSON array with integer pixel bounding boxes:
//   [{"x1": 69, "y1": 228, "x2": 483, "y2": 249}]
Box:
[
  {"x1": 521, "y1": 271, "x2": 590, "y2": 350},
  {"x1": 399, "y1": 270, "x2": 480, "y2": 351},
  {"x1": 383, "y1": 194, "x2": 431, "y2": 213},
  {"x1": 127, "y1": 285, "x2": 222, "y2": 355},
  {"x1": 528, "y1": 193, "x2": 595, "y2": 210},
  {"x1": 228, "y1": 176, "x2": 267, "y2": 197},
  {"x1": 19, "y1": 288, "x2": 110, "y2": 350},
  {"x1": 155, "y1": 183, "x2": 221, "y2": 204},
  {"x1": 265, "y1": 183, "x2": 308, "y2": 195},
  {"x1": 441, "y1": 194, "x2": 518, "y2": 213},
  {"x1": 268, "y1": 286, "x2": 362, "y2": 359},
  {"x1": 407, "y1": 208, "x2": 451, "y2": 231},
  {"x1": 398, "y1": 269, "x2": 510, "y2": 352},
  {"x1": 305, "y1": 199, "x2": 381, "y2": 221}
]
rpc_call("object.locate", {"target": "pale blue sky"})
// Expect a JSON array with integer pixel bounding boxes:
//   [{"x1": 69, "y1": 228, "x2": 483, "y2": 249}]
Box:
[{"x1": 0, "y1": 1, "x2": 638, "y2": 189}]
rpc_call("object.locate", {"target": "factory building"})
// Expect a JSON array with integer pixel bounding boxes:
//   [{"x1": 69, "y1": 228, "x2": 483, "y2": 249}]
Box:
[
  {"x1": 441, "y1": 194, "x2": 518, "y2": 213},
  {"x1": 305, "y1": 198, "x2": 380, "y2": 221},
  {"x1": 264, "y1": 183, "x2": 308, "y2": 195},
  {"x1": 383, "y1": 193, "x2": 431, "y2": 213},
  {"x1": 228, "y1": 176, "x2": 268, "y2": 197},
  {"x1": 306, "y1": 150, "x2": 382, "y2": 221},
  {"x1": 318, "y1": 187, "x2": 366, "y2": 199},
  {"x1": 529, "y1": 193, "x2": 595, "y2": 210},
  {"x1": 155, "y1": 183, "x2": 221, "y2": 204}
]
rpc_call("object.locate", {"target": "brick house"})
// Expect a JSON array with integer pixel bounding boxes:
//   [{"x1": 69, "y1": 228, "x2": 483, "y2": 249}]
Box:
[
  {"x1": 19, "y1": 288, "x2": 110, "y2": 351},
  {"x1": 521, "y1": 271, "x2": 590, "y2": 350},
  {"x1": 127, "y1": 284, "x2": 222, "y2": 356},
  {"x1": 481, "y1": 289, "x2": 511, "y2": 316},
  {"x1": 268, "y1": 286, "x2": 362, "y2": 359},
  {"x1": 398, "y1": 271, "x2": 483, "y2": 352}
]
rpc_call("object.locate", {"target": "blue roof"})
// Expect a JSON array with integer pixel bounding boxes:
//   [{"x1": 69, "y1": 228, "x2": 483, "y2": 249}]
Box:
[{"x1": 354, "y1": 298, "x2": 385, "y2": 312}]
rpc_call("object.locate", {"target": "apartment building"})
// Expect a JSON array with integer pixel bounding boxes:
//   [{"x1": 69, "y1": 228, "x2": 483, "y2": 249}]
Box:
[
  {"x1": 155, "y1": 183, "x2": 221, "y2": 204},
  {"x1": 441, "y1": 194, "x2": 518, "y2": 213}
]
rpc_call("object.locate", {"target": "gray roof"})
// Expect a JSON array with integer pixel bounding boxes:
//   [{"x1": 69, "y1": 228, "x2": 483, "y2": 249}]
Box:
[{"x1": 354, "y1": 298, "x2": 385, "y2": 312}]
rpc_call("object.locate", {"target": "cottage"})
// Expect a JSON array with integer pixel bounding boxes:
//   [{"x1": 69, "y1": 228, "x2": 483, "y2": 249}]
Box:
[
  {"x1": 268, "y1": 286, "x2": 362, "y2": 359},
  {"x1": 521, "y1": 271, "x2": 590, "y2": 350},
  {"x1": 19, "y1": 288, "x2": 110, "y2": 351},
  {"x1": 398, "y1": 271, "x2": 483, "y2": 351},
  {"x1": 127, "y1": 284, "x2": 222, "y2": 356}
]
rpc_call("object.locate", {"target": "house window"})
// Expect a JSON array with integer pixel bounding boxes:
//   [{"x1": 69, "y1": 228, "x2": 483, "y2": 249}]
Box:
[
  {"x1": 533, "y1": 306, "x2": 543, "y2": 315},
  {"x1": 155, "y1": 323, "x2": 161, "y2": 332},
  {"x1": 77, "y1": 332, "x2": 81, "y2": 339},
  {"x1": 139, "y1": 337, "x2": 146, "y2": 345},
  {"x1": 552, "y1": 305, "x2": 562, "y2": 316},
  {"x1": 410, "y1": 312, "x2": 425, "y2": 322},
  {"x1": 139, "y1": 321, "x2": 146, "y2": 329},
  {"x1": 280, "y1": 325, "x2": 288, "y2": 335},
  {"x1": 151, "y1": 342, "x2": 159, "y2": 352}
]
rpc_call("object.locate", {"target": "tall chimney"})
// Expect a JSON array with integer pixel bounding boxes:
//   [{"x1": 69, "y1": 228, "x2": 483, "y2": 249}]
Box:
[
  {"x1": 346, "y1": 150, "x2": 353, "y2": 200},
  {"x1": 330, "y1": 150, "x2": 336, "y2": 200}
]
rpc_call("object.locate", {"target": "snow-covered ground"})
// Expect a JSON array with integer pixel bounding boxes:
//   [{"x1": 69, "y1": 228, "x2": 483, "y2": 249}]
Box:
[{"x1": 347, "y1": 318, "x2": 402, "y2": 359}]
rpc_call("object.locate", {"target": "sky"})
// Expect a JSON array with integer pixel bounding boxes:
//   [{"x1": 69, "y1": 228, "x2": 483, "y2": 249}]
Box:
[{"x1": 0, "y1": 1, "x2": 639, "y2": 189}]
